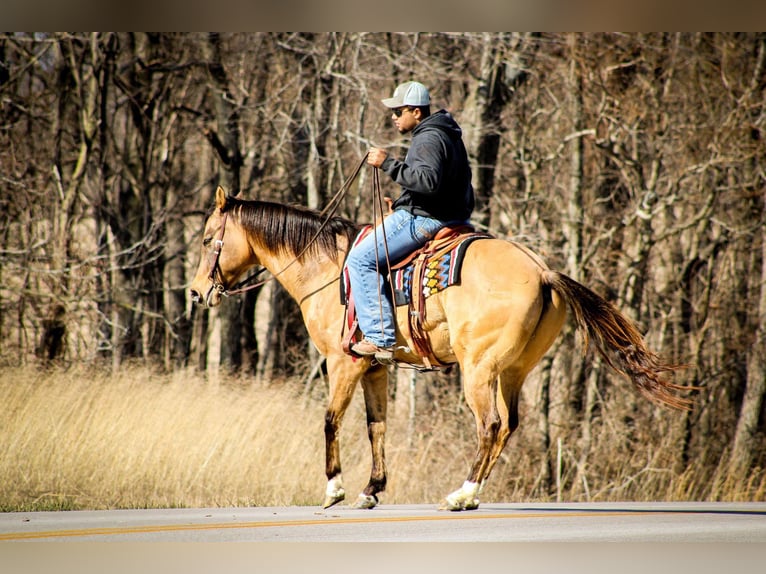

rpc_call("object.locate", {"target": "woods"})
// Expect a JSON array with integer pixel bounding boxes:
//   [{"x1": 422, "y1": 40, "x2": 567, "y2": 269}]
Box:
[{"x1": 1, "y1": 32, "x2": 765, "y2": 502}]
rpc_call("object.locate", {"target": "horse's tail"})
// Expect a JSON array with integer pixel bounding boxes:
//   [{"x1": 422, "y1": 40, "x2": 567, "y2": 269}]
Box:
[{"x1": 542, "y1": 270, "x2": 692, "y2": 410}]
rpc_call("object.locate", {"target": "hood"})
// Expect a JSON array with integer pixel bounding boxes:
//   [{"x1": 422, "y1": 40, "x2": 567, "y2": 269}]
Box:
[{"x1": 414, "y1": 109, "x2": 463, "y2": 139}]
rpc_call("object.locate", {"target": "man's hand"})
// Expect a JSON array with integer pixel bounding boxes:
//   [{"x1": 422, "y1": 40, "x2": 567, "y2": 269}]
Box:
[{"x1": 367, "y1": 147, "x2": 388, "y2": 168}]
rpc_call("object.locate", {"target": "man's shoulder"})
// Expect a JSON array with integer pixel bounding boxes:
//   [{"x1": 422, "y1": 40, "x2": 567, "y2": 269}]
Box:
[{"x1": 416, "y1": 111, "x2": 462, "y2": 140}]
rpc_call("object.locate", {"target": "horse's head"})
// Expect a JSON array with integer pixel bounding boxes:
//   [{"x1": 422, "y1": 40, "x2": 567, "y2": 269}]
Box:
[{"x1": 190, "y1": 186, "x2": 258, "y2": 308}]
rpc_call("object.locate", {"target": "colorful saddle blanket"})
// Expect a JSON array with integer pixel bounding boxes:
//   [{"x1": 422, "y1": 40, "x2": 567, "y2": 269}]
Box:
[
  {"x1": 390, "y1": 235, "x2": 487, "y2": 306},
  {"x1": 340, "y1": 226, "x2": 491, "y2": 307}
]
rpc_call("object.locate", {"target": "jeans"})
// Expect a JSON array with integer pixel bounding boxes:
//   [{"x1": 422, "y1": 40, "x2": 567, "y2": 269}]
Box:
[{"x1": 345, "y1": 209, "x2": 451, "y2": 348}]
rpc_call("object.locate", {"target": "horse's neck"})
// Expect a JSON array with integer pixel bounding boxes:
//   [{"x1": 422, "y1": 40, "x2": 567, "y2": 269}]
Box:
[{"x1": 256, "y1": 248, "x2": 343, "y2": 305}]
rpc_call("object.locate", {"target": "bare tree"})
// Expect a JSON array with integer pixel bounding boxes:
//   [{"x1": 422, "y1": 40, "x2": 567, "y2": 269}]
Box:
[
  {"x1": 725, "y1": 34, "x2": 766, "y2": 484},
  {"x1": 3, "y1": 32, "x2": 766, "y2": 496},
  {"x1": 200, "y1": 32, "x2": 254, "y2": 373}
]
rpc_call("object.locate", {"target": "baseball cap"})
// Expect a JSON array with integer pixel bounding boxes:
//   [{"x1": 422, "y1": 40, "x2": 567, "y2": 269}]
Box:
[{"x1": 381, "y1": 81, "x2": 430, "y2": 108}]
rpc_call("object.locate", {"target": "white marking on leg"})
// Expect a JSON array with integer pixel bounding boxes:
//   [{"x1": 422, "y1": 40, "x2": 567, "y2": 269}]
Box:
[
  {"x1": 443, "y1": 480, "x2": 481, "y2": 510},
  {"x1": 462, "y1": 480, "x2": 480, "y2": 499},
  {"x1": 326, "y1": 475, "x2": 345, "y2": 499},
  {"x1": 354, "y1": 493, "x2": 378, "y2": 509}
]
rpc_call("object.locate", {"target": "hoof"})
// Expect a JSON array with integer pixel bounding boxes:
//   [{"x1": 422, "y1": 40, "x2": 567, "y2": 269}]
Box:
[
  {"x1": 439, "y1": 481, "x2": 481, "y2": 511},
  {"x1": 322, "y1": 491, "x2": 345, "y2": 509},
  {"x1": 323, "y1": 476, "x2": 345, "y2": 509},
  {"x1": 438, "y1": 498, "x2": 480, "y2": 511},
  {"x1": 439, "y1": 498, "x2": 462, "y2": 511},
  {"x1": 352, "y1": 493, "x2": 378, "y2": 509}
]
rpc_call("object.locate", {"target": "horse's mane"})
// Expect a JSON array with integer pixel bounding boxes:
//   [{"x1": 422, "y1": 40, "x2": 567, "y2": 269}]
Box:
[{"x1": 225, "y1": 197, "x2": 361, "y2": 260}]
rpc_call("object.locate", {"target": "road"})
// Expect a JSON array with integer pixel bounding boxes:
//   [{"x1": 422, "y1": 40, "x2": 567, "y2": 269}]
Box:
[
  {"x1": 2, "y1": 501, "x2": 766, "y2": 543},
  {"x1": 2, "y1": 502, "x2": 765, "y2": 574}
]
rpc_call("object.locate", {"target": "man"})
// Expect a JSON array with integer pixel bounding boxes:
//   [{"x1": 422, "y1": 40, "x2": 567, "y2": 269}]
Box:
[{"x1": 346, "y1": 80, "x2": 475, "y2": 360}]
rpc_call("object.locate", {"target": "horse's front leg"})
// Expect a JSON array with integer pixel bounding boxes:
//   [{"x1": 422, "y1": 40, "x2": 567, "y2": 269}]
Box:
[
  {"x1": 354, "y1": 364, "x2": 389, "y2": 509},
  {"x1": 322, "y1": 356, "x2": 361, "y2": 509}
]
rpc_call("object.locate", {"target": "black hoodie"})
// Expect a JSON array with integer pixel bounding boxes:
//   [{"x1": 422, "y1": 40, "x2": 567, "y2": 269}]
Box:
[{"x1": 381, "y1": 109, "x2": 475, "y2": 222}]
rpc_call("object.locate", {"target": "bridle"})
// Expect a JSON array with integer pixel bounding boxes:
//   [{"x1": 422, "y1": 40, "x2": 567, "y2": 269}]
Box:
[
  {"x1": 204, "y1": 210, "x2": 269, "y2": 300},
  {"x1": 206, "y1": 211, "x2": 227, "y2": 294}
]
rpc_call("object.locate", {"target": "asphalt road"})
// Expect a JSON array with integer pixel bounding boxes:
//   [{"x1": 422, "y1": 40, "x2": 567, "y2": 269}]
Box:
[
  {"x1": 2, "y1": 501, "x2": 766, "y2": 543},
  {"x1": 2, "y1": 502, "x2": 765, "y2": 574}
]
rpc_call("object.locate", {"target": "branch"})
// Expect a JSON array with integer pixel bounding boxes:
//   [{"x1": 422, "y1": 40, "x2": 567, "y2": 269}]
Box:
[{"x1": 202, "y1": 126, "x2": 232, "y2": 166}]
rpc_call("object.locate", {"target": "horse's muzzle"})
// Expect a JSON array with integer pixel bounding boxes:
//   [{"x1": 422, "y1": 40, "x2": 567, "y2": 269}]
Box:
[
  {"x1": 189, "y1": 289, "x2": 206, "y2": 307},
  {"x1": 191, "y1": 283, "x2": 225, "y2": 308}
]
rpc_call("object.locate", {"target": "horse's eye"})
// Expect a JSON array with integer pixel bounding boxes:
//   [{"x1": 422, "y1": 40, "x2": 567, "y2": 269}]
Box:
[{"x1": 203, "y1": 237, "x2": 212, "y2": 247}]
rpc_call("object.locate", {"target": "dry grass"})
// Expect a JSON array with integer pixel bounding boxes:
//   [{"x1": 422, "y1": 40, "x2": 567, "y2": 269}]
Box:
[
  {"x1": 0, "y1": 363, "x2": 468, "y2": 511},
  {"x1": 1, "y1": 364, "x2": 325, "y2": 510},
  {"x1": 1, "y1": 364, "x2": 764, "y2": 511}
]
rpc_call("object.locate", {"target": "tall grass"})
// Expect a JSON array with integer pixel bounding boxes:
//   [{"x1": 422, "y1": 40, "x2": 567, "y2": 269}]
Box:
[
  {"x1": 2, "y1": 364, "x2": 324, "y2": 510},
  {"x1": 1, "y1": 364, "x2": 763, "y2": 511},
  {"x1": 0, "y1": 363, "x2": 466, "y2": 511}
]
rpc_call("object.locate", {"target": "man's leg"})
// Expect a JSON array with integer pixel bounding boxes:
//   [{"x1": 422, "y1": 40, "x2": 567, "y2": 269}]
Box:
[{"x1": 345, "y1": 210, "x2": 443, "y2": 351}]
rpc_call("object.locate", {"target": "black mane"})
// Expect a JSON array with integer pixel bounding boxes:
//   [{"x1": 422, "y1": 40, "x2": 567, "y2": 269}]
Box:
[{"x1": 225, "y1": 197, "x2": 361, "y2": 260}]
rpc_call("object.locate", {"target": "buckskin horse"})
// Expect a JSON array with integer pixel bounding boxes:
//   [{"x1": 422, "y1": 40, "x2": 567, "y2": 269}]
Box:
[{"x1": 190, "y1": 185, "x2": 690, "y2": 511}]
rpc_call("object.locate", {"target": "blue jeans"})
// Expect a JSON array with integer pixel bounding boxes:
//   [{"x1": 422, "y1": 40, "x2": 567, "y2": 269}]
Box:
[{"x1": 345, "y1": 209, "x2": 450, "y2": 348}]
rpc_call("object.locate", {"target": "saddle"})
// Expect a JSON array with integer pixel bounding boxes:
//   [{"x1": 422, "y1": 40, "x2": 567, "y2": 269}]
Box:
[{"x1": 341, "y1": 224, "x2": 492, "y2": 368}]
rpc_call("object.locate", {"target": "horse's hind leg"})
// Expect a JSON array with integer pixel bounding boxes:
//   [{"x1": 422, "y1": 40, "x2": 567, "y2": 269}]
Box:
[
  {"x1": 479, "y1": 297, "x2": 566, "y2": 497},
  {"x1": 483, "y1": 368, "x2": 524, "y2": 484},
  {"x1": 440, "y1": 360, "x2": 501, "y2": 511},
  {"x1": 354, "y1": 364, "x2": 388, "y2": 509},
  {"x1": 478, "y1": 300, "x2": 566, "y2": 497}
]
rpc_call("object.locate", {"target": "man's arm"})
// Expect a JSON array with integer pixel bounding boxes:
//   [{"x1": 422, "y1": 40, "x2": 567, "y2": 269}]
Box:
[{"x1": 380, "y1": 132, "x2": 447, "y2": 195}]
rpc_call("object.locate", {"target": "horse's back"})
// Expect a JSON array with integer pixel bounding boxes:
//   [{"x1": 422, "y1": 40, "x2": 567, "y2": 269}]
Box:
[
  {"x1": 424, "y1": 238, "x2": 566, "y2": 368},
  {"x1": 454, "y1": 238, "x2": 551, "y2": 308}
]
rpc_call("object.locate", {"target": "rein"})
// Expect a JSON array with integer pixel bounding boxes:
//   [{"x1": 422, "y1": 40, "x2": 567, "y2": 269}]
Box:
[
  {"x1": 370, "y1": 166, "x2": 398, "y2": 336},
  {"x1": 208, "y1": 153, "x2": 369, "y2": 298}
]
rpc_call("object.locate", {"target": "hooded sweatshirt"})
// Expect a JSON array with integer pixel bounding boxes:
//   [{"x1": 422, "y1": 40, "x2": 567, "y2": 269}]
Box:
[{"x1": 380, "y1": 109, "x2": 474, "y2": 222}]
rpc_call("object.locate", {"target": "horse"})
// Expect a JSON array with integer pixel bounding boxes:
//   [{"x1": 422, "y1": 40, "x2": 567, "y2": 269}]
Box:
[{"x1": 190, "y1": 185, "x2": 690, "y2": 511}]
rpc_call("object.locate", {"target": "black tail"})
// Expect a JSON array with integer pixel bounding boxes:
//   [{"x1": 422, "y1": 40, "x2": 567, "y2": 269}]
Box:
[{"x1": 543, "y1": 270, "x2": 693, "y2": 410}]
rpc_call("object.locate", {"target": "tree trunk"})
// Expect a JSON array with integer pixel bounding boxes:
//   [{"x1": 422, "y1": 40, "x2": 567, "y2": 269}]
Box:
[
  {"x1": 203, "y1": 32, "x2": 249, "y2": 373},
  {"x1": 728, "y1": 232, "x2": 766, "y2": 481},
  {"x1": 534, "y1": 354, "x2": 554, "y2": 496},
  {"x1": 47, "y1": 33, "x2": 99, "y2": 363},
  {"x1": 164, "y1": 187, "x2": 191, "y2": 368},
  {"x1": 727, "y1": 195, "x2": 766, "y2": 482},
  {"x1": 560, "y1": 33, "x2": 589, "y2": 425},
  {"x1": 464, "y1": 33, "x2": 517, "y2": 230}
]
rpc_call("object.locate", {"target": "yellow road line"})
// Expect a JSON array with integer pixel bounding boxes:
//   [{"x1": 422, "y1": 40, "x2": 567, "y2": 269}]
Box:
[{"x1": 0, "y1": 511, "x2": 649, "y2": 541}]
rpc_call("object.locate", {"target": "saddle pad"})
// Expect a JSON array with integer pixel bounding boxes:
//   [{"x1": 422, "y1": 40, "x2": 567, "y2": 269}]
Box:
[
  {"x1": 339, "y1": 232, "x2": 490, "y2": 307},
  {"x1": 392, "y1": 235, "x2": 487, "y2": 306}
]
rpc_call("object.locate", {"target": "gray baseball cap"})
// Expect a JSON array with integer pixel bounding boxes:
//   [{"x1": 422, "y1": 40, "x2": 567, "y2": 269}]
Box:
[{"x1": 381, "y1": 81, "x2": 430, "y2": 108}]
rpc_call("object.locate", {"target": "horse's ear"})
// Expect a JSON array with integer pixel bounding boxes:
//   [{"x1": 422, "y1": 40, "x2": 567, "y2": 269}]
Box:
[{"x1": 215, "y1": 186, "x2": 227, "y2": 210}]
